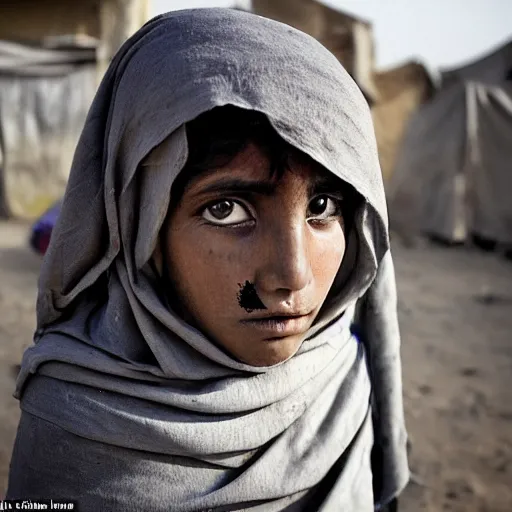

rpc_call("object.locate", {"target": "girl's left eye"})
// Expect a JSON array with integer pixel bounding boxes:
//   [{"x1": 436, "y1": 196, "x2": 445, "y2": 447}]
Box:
[
  {"x1": 307, "y1": 195, "x2": 342, "y2": 221},
  {"x1": 202, "y1": 200, "x2": 252, "y2": 226}
]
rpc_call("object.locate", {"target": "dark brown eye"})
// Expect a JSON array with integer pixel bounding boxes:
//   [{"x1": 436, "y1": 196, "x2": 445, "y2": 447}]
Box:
[
  {"x1": 307, "y1": 195, "x2": 341, "y2": 221},
  {"x1": 202, "y1": 200, "x2": 252, "y2": 226},
  {"x1": 309, "y1": 196, "x2": 329, "y2": 215},
  {"x1": 209, "y1": 200, "x2": 234, "y2": 220}
]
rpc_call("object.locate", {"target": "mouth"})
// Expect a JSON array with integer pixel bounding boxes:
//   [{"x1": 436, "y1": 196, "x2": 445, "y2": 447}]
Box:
[{"x1": 240, "y1": 312, "x2": 314, "y2": 339}]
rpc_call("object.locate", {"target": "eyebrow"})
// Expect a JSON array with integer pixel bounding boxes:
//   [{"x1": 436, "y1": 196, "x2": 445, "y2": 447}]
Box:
[
  {"x1": 189, "y1": 174, "x2": 344, "y2": 199},
  {"x1": 190, "y1": 178, "x2": 279, "y2": 198},
  {"x1": 309, "y1": 175, "x2": 344, "y2": 197}
]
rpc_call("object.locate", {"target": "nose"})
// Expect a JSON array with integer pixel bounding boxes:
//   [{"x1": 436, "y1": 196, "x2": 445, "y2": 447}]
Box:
[{"x1": 255, "y1": 220, "x2": 313, "y2": 295}]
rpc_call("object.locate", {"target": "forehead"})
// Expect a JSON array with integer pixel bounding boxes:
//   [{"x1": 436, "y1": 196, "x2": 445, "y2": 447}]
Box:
[{"x1": 183, "y1": 142, "x2": 342, "y2": 195}]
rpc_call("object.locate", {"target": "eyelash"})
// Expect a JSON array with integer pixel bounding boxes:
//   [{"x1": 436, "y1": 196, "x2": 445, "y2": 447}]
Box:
[
  {"x1": 199, "y1": 195, "x2": 344, "y2": 228},
  {"x1": 202, "y1": 199, "x2": 255, "y2": 228},
  {"x1": 308, "y1": 196, "x2": 344, "y2": 222}
]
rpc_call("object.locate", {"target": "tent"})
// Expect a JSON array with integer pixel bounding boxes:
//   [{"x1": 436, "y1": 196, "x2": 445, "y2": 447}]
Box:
[
  {"x1": 0, "y1": 39, "x2": 97, "y2": 219},
  {"x1": 0, "y1": 0, "x2": 151, "y2": 219},
  {"x1": 388, "y1": 41, "x2": 512, "y2": 247}
]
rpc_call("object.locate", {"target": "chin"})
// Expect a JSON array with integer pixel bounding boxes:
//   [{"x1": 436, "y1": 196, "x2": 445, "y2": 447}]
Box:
[{"x1": 236, "y1": 336, "x2": 302, "y2": 367}]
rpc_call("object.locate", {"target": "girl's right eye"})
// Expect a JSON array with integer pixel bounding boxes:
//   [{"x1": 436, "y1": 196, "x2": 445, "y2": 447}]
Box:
[{"x1": 201, "y1": 200, "x2": 253, "y2": 226}]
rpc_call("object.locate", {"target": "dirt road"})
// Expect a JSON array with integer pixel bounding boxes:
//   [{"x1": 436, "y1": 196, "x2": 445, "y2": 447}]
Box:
[
  {"x1": 1, "y1": 221, "x2": 511, "y2": 510},
  {"x1": 396, "y1": 238, "x2": 512, "y2": 512}
]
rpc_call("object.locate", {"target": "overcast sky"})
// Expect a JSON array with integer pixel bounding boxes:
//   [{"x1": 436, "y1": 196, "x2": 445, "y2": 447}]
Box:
[{"x1": 152, "y1": 0, "x2": 512, "y2": 71}]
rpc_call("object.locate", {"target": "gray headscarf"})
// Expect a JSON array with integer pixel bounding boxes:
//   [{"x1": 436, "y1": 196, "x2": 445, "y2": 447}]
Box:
[{"x1": 8, "y1": 8, "x2": 408, "y2": 511}]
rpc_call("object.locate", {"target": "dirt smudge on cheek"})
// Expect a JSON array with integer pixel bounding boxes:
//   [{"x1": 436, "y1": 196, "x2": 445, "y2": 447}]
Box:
[{"x1": 237, "y1": 281, "x2": 267, "y2": 313}]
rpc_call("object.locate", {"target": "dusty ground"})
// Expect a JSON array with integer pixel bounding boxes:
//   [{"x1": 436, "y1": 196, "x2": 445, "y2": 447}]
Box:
[{"x1": 0, "y1": 220, "x2": 511, "y2": 510}]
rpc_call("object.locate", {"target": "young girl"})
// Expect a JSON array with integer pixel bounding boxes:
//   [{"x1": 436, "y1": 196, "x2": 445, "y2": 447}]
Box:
[{"x1": 7, "y1": 8, "x2": 408, "y2": 511}]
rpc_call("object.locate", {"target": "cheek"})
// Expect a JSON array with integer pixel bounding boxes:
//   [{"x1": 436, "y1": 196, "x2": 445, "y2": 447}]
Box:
[
  {"x1": 165, "y1": 229, "x2": 252, "y2": 313},
  {"x1": 310, "y1": 226, "x2": 346, "y2": 290}
]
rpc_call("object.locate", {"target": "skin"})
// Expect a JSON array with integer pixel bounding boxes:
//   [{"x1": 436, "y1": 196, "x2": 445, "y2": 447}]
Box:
[{"x1": 163, "y1": 142, "x2": 346, "y2": 367}]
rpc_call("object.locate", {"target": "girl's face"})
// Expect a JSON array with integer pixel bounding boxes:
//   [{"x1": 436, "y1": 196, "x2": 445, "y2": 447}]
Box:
[{"x1": 164, "y1": 142, "x2": 346, "y2": 366}]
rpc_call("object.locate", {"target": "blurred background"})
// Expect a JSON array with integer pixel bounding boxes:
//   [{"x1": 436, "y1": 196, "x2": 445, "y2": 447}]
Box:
[{"x1": 0, "y1": 1, "x2": 511, "y2": 510}]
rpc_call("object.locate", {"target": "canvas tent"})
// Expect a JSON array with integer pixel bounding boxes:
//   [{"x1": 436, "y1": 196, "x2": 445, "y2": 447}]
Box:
[
  {"x1": 441, "y1": 39, "x2": 512, "y2": 88},
  {"x1": 0, "y1": 40, "x2": 98, "y2": 218},
  {"x1": 388, "y1": 40, "x2": 512, "y2": 246},
  {"x1": 0, "y1": 0, "x2": 151, "y2": 219}
]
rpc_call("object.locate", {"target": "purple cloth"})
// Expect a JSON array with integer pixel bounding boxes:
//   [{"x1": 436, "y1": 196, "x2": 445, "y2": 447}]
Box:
[{"x1": 30, "y1": 200, "x2": 62, "y2": 254}]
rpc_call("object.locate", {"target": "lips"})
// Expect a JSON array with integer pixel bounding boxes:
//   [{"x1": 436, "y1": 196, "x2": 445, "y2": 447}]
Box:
[{"x1": 240, "y1": 312, "x2": 313, "y2": 339}]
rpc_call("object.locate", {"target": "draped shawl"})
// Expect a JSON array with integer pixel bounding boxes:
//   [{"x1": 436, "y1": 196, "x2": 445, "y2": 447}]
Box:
[{"x1": 8, "y1": 8, "x2": 409, "y2": 511}]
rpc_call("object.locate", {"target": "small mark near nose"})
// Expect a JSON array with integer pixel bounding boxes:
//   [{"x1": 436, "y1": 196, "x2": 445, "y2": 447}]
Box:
[{"x1": 237, "y1": 281, "x2": 267, "y2": 313}]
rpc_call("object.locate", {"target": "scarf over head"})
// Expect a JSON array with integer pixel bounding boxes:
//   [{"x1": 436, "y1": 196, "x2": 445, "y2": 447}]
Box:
[{"x1": 9, "y1": 8, "x2": 409, "y2": 511}]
